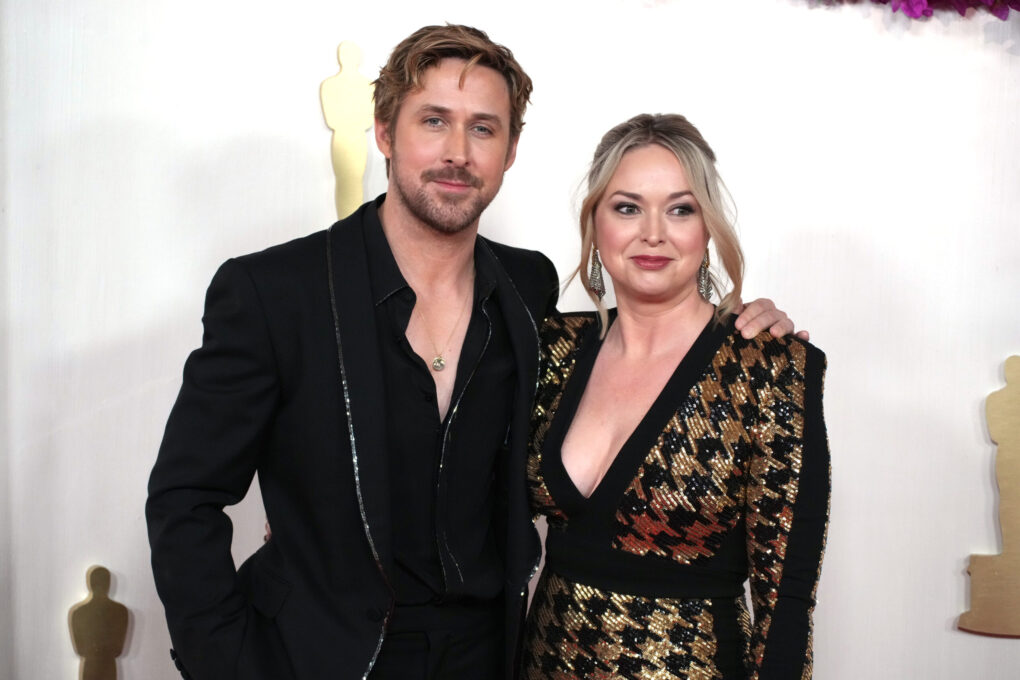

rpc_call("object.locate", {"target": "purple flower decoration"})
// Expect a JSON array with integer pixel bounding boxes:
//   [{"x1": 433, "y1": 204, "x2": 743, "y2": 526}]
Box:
[
  {"x1": 890, "y1": 0, "x2": 933, "y2": 17},
  {"x1": 867, "y1": 0, "x2": 1018, "y2": 18}
]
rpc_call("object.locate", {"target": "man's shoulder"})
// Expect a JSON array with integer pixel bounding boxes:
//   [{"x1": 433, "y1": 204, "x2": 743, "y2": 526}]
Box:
[
  {"x1": 202, "y1": 230, "x2": 332, "y2": 313},
  {"x1": 478, "y1": 236, "x2": 555, "y2": 280},
  {"x1": 233, "y1": 229, "x2": 328, "y2": 272},
  {"x1": 198, "y1": 229, "x2": 333, "y2": 307},
  {"x1": 478, "y1": 236, "x2": 559, "y2": 315},
  {"x1": 231, "y1": 199, "x2": 381, "y2": 277}
]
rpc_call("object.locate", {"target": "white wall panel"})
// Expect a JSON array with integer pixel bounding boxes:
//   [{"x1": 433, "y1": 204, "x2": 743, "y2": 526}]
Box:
[
  {"x1": 1, "y1": 0, "x2": 14, "y2": 671},
  {"x1": 3, "y1": 0, "x2": 1019, "y2": 677}
]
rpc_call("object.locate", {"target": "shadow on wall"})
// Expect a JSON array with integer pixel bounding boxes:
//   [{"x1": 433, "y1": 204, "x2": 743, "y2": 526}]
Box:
[
  {"x1": 13, "y1": 116, "x2": 328, "y2": 676},
  {"x1": 0, "y1": 304, "x2": 13, "y2": 680},
  {"x1": 984, "y1": 11, "x2": 1020, "y2": 54},
  {"x1": 1, "y1": 17, "x2": 14, "y2": 670}
]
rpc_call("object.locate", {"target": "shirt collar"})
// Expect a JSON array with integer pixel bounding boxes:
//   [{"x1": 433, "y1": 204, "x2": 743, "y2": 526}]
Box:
[
  {"x1": 363, "y1": 195, "x2": 408, "y2": 306},
  {"x1": 365, "y1": 194, "x2": 498, "y2": 306}
]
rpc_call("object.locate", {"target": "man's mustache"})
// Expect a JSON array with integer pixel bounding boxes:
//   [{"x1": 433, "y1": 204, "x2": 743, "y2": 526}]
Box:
[{"x1": 422, "y1": 167, "x2": 482, "y2": 188}]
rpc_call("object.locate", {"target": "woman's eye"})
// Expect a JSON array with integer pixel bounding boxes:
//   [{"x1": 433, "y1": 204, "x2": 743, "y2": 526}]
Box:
[
  {"x1": 670, "y1": 204, "x2": 696, "y2": 216},
  {"x1": 613, "y1": 203, "x2": 639, "y2": 215}
]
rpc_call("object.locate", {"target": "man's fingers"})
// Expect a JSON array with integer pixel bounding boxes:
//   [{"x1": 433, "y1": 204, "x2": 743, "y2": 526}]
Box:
[
  {"x1": 733, "y1": 297, "x2": 772, "y2": 330},
  {"x1": 739, "y1": 309, "x2": 787, "y2": 338}
]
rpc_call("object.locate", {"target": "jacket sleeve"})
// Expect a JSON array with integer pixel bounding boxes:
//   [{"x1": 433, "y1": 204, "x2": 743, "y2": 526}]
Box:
[
  {"x1": 745, "y1": 341, "x2": 830, "y2": 679},
  {"x1": 146, "y1": 258, "x2": 281, "y2": 680},
  {"x1": 540, "y1": 252, "x2": 560, "y2": 320}
]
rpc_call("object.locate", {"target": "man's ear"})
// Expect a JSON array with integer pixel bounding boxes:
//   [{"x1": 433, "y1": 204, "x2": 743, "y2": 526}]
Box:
[
  {"x1": 504, "y1": 135, "x2": 519, "y2": 171},
  {"x1": 375, "y1": 118, "x2": 392, "y2": 158}
]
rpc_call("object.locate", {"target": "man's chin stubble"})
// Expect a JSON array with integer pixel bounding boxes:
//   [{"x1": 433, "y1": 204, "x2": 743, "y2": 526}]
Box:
[{"x1": 404, "y1": 187, "x2": 487, "y2": 235}]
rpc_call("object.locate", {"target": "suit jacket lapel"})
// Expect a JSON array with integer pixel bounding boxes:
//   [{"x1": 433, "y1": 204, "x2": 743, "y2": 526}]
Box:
[
  {"x1": 326, "y1": 205, "x2": 393, "y2": 577},
  {"x1": 478, "y1": 240, "x2": 542, "y2": 395},
  {"x1": 478, "y1": 240, "x2": 543, "y2": 587}
]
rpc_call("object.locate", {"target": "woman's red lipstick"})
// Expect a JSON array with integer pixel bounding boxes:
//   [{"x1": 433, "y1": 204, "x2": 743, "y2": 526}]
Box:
[{"x1": 631, "y1": 255, "x2": 671, "y2": 270}]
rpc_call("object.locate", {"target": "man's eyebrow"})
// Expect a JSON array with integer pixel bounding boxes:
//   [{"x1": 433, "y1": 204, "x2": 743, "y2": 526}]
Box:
[
  {"x1": 418, "y1": 104, "x2": 452, "y2": 116},
  {"x1": 416, "y1": 104, "x2": 504, "y2": 126},
  {"x1": 472, "y1": 112, "x2": 503, "y2": 125}
]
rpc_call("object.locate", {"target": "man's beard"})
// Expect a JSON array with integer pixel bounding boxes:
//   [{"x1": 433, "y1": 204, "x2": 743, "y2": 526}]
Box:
[{"x1": 391, "y1": 160, "x2": 497, "y2": 235}]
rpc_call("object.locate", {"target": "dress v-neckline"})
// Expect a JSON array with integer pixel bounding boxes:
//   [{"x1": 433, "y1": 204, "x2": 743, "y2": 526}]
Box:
[{"x1": 541, "y1": 313, "x2": 731, "y2": 523}]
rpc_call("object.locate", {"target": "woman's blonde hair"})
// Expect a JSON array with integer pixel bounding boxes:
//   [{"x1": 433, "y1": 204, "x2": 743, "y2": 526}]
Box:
[{"x1": 574, "y1": 114, "x2": 744, "y2": 335}]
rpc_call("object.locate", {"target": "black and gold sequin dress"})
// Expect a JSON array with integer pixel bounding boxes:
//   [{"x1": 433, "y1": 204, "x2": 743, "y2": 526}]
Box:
[{"x1": 523, "y1": 313, "x2": 829, "y2": 680}]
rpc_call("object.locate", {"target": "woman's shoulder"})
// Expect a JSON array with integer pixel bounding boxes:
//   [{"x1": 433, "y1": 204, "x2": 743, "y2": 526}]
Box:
[{"x1": 722, "y1": 316, "x2": 827, "y2": 381}]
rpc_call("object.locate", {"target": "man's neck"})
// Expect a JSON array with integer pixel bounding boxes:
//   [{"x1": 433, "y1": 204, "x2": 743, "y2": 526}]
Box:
[{"x1": 378, "y1": 195, "x2": 477, "y2": 293}]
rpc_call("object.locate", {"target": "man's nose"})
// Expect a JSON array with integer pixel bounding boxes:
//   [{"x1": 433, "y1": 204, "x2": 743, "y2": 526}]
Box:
[{"x1": 443, "y1": 129, "x2": 469, "y2": 165}]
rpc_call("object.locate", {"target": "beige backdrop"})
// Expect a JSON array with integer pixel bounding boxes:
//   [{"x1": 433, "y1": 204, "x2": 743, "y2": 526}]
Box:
[{"x1": 2, "y1": 1, "x2": 1020, "y2": 678}]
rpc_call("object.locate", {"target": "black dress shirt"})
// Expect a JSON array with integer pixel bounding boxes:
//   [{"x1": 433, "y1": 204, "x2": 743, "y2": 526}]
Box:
[{"x1": 364, "y1": 211, "x2": 516, "y2": 606}]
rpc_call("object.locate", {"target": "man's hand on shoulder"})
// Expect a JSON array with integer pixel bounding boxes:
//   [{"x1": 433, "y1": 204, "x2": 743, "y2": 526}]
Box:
[{"x1": 733, "y1": 298, "x2": 810, "y2": 341}]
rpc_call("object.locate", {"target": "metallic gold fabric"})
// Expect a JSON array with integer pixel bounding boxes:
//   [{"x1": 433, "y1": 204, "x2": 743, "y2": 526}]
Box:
[
  {"x1": 526, "y1": 314, "x2": 827, "y2": 679},
  {"x1": 527, "y1": 315, "x2": 591, "y2": 527},
  {"x1": 523, "y1": 570, "x2": 751, "y2": 680}
]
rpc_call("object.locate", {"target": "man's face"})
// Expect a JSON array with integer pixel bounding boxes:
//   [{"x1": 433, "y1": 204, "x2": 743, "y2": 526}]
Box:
[{"x1": 376, "y1": 58, "x2": 518, "y2": 235}]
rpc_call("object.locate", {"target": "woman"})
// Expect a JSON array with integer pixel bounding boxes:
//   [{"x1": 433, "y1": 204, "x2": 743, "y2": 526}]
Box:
[{"x1": 523, "y1": 114, "x2": 829, "y2": 679}]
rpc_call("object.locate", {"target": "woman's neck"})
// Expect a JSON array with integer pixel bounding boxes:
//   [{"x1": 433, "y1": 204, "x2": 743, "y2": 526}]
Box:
[{"x1": 607, "y1": 293, "x2": 715, "y2": 361}]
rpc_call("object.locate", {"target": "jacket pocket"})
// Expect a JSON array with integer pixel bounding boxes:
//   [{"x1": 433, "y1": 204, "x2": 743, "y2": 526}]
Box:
[{"x1": 250, "y1": 562, "x2": 291, "y2": 619}]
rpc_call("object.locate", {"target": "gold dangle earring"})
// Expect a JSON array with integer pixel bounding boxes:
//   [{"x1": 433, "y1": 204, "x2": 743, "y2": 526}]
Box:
[
  {"x1": 589, "y1": 248, "x2": 605, "y2": 301},
  {"x1": 697, "y1": 250, "x2": 713, "y2": 301}
]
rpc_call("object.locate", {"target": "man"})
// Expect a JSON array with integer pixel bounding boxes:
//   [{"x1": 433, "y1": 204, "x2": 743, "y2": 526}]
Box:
[{"x1": 146, "y1": 24, "x2": 795, "y2": 680}]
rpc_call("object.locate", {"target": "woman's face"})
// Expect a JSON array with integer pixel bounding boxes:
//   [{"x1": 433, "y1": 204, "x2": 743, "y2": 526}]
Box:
[{"x1": 594, "y1": 144, "x2": 709, "y2": 309}]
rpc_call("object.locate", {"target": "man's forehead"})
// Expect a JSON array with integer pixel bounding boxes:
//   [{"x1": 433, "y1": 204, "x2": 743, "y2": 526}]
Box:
[{"x1": 411, "y1": 58, "x2": 511, "y2": 111}]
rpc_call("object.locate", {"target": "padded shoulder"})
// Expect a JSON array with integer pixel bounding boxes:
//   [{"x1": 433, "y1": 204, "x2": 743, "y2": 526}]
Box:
[
  {"x1": 744, "y1": 330, "x2": 826, "y2": 375},
  {"x1": 479, "y1": 236, "x2": 560, "y2": 316},
  {"x1": 232, "y1": 229, "x2": 328, "y2": 278}
]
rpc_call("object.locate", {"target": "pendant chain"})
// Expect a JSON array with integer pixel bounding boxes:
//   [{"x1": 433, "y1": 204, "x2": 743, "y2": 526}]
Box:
[{"x1": 418, "y1": 284, "x2": 473, "y2": 372}]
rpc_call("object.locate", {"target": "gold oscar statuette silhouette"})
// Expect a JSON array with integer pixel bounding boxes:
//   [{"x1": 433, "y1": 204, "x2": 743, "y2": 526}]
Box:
[
  {"x1": 960, "y1": 355, "x2": 1020, "y2": 637},
  {"x1": 320, "y1": 41, "x2": 375, "y2": 220},
  {"x1": 68, "y1": 565, "x2": 129, "y2": 680}
]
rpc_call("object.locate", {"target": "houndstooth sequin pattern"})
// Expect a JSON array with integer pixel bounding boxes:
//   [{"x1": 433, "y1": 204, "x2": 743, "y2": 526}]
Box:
[
  {"x1": 526, "y1": 314, "x2": 822, "y2": 679},
  {"x1": 614, "y1": 330, "x2": 808, "y2": 674},
  {"x1": 612, "y1": 332, "x2": 807, "y2": 565},
  {"x1": 522, "y1": 570, "x2": 752, "y2": 680},
  {"x1": 527, "y1": 315, "x2": 592, "y2": 527}
]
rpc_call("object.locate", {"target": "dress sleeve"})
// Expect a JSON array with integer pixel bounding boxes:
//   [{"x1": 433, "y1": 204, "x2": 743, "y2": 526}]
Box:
[
  {"x1": 146, "y1": 258, "x2": 281, "y2": 680},
  {"x1": 744, "y1": 341, "x2": 830, "y2": 679}
]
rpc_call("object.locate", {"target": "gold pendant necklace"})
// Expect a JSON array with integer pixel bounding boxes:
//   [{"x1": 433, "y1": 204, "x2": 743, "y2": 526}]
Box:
[{"x1": 420, "y1": 286, "x2": 472, "y2": 372}]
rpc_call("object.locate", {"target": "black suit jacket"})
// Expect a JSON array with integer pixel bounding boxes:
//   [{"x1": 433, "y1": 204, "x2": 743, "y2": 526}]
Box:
[{"x1": 146, "y1": 199, "x2": 559, "y2": 679}]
